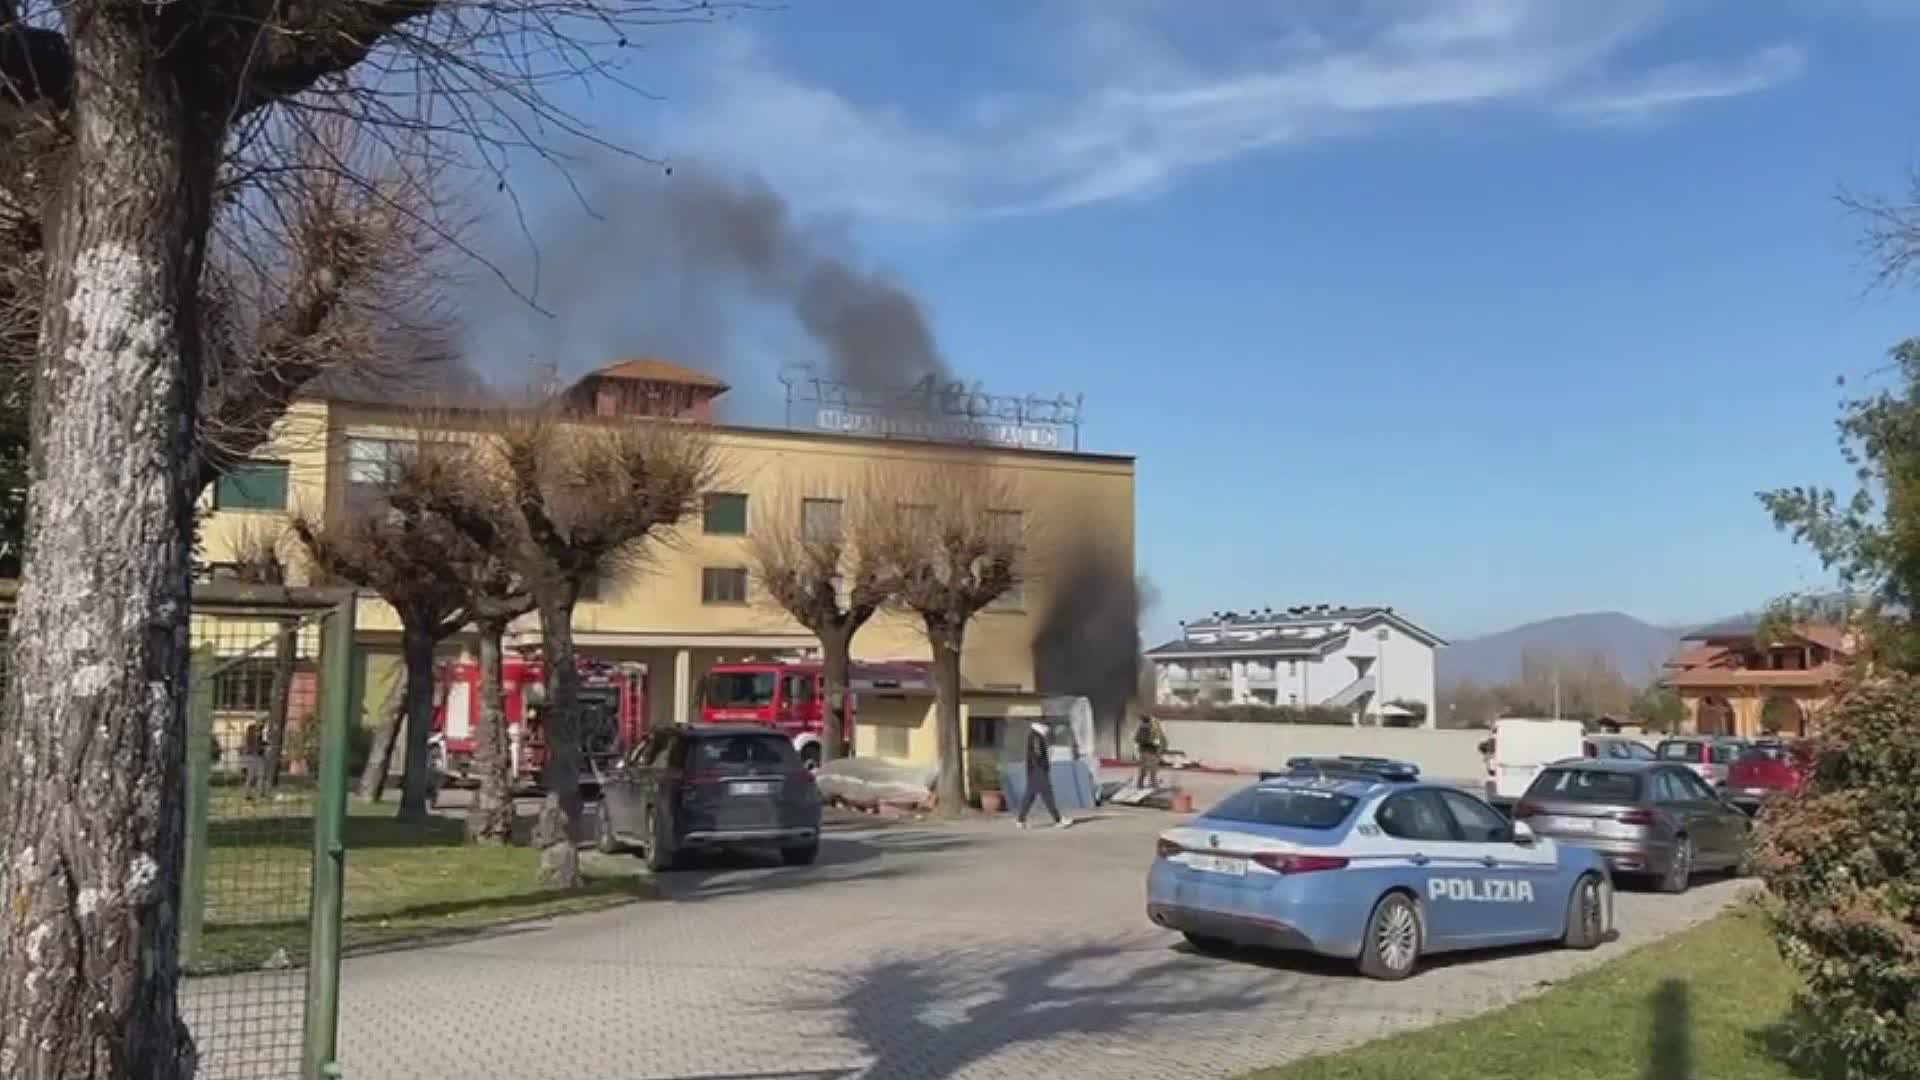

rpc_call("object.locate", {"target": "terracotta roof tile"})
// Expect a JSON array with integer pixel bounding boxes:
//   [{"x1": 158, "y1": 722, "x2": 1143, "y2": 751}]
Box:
[
  {"x1": 1797, "y1": 624, "x2": 1854, "y2": 653},
  {"x1": 1665, "y1": 644, "x2": 1729, "y2": 670},
  {"x1": 593, "y1": 357, "x2": 729, "y2": 390},
  {"x1": 1664, "y1": 663, "x2": 1847, "y2": 690}
]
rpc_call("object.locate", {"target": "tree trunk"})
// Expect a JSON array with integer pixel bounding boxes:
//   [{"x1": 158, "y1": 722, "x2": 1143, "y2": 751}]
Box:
[
  {"x1": 396, "y1": 625, "x2": 438, "y2": 821},
  {"x1": 0, "y1": 19, "x2": 222, "y2": 1077},
  {"x1": 261, "y1": 617, "x2": 298, "y2": 788},
  {"x1": 533, "y1": 596, "x2": 582, "y2": 887},
  {"x1": 928, "y1": 618, "x2": 966, "y2": 818},
  {"x1": 467, "y1": 620, "x2": 515, "y2": 845},
  {"x1": 358, "y1": 670, "x2": 407, "y2": 801},
  {"x1": 820, "y1": 628, "x2": 852, "y2": 764}
]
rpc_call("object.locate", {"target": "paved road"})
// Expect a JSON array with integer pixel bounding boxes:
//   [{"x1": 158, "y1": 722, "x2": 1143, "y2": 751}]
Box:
[{"x1": 316, "y1": 804, "x2": 1749, "y2": 1080}]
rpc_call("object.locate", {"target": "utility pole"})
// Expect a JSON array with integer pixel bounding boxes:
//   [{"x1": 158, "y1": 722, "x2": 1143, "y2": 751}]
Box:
[{"x1": 1553, "y1": 663, "x2": 1562, "y2": 720}]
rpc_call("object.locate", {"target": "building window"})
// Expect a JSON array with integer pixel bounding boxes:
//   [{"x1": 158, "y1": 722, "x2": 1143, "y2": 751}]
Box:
[
  {"x1": 344, "y1": 438, "x2": 411, "y2": 510},
  {"x1": 1288, "y1": 660, "x2": 1298, "y2": 675},
  {"x1": 986, "y1": 509, "x2": 1025, "y2": 611},
  {"x1": 701, "y1": 567, "x2": 749, "y2": 605},
  {"x1": 212, "y1": 659, "x2": 280, "y2": 713},
  {"x1": 703, "y1": 493, "x2": 748, "y2": 535},
  {"x1": 578, "y1": 572, "x2": 611, "y2": 603},
  {"x1": 802, "y1": 498, "x2": 844, "y2": 542},
  {"x1": 966, "y1": 715, "x2": 1001, "y2": 749},
  {"x1": 876, "y1": 725, "x2": 910, "y2": 759},
  {"x1": 213, "y1": 460, "x2": 290, "y2": 512}
]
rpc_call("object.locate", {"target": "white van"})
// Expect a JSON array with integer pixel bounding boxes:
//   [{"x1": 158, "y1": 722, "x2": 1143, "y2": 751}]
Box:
[{"x1": 1485, "y1": 718, "x2": 1585, "y2": 803}]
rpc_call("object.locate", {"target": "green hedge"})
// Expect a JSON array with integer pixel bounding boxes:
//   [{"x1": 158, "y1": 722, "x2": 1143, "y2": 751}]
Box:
[
  {"x1": 1755, "y1": 675, "x2": 1920, "y2": 1080},
  {"x1": 1152, "y1": 704, "x2": 1353, "y2": 726}
]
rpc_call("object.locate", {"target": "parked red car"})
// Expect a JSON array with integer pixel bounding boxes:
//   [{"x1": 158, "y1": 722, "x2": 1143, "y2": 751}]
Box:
[{"x1": 1723, "y1": 742, "x2": 1812, "y2": 814}]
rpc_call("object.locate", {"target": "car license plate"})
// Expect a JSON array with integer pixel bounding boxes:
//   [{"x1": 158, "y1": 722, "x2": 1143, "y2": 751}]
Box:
[
  {"x1": 729, "y1": 781, "x2": 774, "y2": 796},
  {"x1": 1552, "y1": 817, "x2": 1595, "y2": 833},
  {"x1": 1186, "y1": 854, "x2": 1247, "y2": 877}
]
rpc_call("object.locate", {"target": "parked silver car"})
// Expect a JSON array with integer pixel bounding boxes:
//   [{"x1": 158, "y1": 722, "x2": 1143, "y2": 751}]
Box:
[
  {"x1": 1654, "y1": 736, "x2": 1748, "y2": 788},
  {"x1": 1512, "y1": 760, "x2": 1750, "y2": 893}
]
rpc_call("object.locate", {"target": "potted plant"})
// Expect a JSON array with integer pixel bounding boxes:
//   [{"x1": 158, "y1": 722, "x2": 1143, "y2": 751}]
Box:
[{"x1": 971, "y1": 758, "x2": 1004, "y2": 813}]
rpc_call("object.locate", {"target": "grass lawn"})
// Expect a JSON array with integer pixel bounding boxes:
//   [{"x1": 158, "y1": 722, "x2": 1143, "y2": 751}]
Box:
[
  {"x1": 192, "y1": 793, "x2": 649, "y2": 974},
  {"x1": 1244, "y1": 905, "x2": 1818, "y2": 1080}
]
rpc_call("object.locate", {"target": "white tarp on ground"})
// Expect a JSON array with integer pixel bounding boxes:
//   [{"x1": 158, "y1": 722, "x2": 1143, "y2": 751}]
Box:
[{"x1": 815, "y1": 757, "x2": 938, "y2": 809}]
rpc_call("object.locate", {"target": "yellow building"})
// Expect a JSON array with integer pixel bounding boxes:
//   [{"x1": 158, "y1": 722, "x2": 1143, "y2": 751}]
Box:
[{"x1": 198, "y1": 360, "x2": 1137, "y2": 766}]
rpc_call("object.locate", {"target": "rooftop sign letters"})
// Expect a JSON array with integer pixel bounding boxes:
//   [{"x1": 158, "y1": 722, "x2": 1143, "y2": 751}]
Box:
[{"x1": 779, "y1": 365, "x2": 1083, "y2": 452}]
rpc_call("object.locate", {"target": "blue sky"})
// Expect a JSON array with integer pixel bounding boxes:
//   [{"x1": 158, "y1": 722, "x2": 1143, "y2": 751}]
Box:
[{"x1": 472, "y1": 0, "x2": 1920, "y2": 643}]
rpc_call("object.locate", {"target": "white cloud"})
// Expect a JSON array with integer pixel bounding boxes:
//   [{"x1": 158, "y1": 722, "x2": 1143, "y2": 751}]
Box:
[
  {"x1": 659, "y1": 1, "x2": 1806, "y2": 222},
  {"x1": 1559, "y1": 44, "x2": 1807, "y2": 123}
]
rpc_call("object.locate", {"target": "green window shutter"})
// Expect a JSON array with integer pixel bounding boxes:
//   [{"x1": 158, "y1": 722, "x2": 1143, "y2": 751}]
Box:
[
  {"x1": 215, "y1": 461, "x2": 290, "y2": 511},
  {"x1": 703, "y1": 493, "x2": 748, "y2": 535}
]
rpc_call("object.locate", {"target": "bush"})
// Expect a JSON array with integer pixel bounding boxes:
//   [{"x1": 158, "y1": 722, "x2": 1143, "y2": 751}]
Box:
[
  {"x1": 1755, "y1": 676, "x2": 1920, "y2": 1080},
  {"x1": 967, "y1": 757, "x2": 1002, "y2": 793},
  {"x1": 1152, "y1": 704, "x2": 1352, "y2": 726}
]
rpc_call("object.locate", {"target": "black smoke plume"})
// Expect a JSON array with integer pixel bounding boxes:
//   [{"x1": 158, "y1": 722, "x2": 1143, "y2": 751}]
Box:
[
  {"x1": 1033, "y1": 541, "x2": 1148, "y2": 759},
  {"x1": 460, "y1": 161, "x2": 948, "y2": 413},
  {"x1": 665, "y1": 170, "x2": 950, "y2": 391}
]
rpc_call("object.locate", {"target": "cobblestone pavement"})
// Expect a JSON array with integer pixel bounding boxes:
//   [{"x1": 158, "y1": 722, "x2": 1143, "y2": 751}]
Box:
[{"x1": 316, "y1": 803, "x2": 1750, "y2": 1080}]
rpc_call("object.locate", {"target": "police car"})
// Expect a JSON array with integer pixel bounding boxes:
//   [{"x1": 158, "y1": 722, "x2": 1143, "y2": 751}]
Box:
[{"x1": 1146, "y1": 774, "x2": 1613, "y2": 979}]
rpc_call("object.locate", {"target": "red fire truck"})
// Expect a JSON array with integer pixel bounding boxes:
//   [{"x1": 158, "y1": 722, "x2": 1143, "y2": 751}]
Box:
[
  {"x1": 432, "y1": 653, "x2": 647, "y2": 791},
  {"x1": 698, "y1": 658, "x2": 932, "y2": 766}
]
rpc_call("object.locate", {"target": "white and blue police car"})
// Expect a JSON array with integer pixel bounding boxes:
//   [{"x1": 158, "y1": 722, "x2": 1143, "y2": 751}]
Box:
[{"x1": 1146, "y1": 773, "x2": 1613, "y2": 980}]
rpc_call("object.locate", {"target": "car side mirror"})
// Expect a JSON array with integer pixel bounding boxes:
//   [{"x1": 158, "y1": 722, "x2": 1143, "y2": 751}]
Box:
[{"x1": 1510, "y1": 820, "x2": 1537, "y2": 845}]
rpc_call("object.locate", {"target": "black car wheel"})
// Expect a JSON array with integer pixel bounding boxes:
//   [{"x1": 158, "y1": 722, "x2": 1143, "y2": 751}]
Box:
[
  {"x1": 1357, "y1": 893, "x2": 1422, "y2": 980},
  {"x1": 643, "y1": 806, "x2": 677, "y2": 873},
  {"x1": 1563, "y1": 873, "x2": 1607, "y2": 949},
  {"x1": 1660, "y1": 836, "x2": 1694, "y2": 894},
  {"x1": 780, "y1": 841, "x2": 819, "y2": 867}
]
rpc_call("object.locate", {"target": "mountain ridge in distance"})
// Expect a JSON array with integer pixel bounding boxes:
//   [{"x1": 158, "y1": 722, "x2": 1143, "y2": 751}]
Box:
[{"x1": 1437, "y1": 611, "x2": 1682, "y2": 687}]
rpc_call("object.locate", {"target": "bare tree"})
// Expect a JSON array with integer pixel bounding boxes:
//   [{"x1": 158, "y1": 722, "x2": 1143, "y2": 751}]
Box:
[
  {"x1": 291, "y1": 442, "x2": 476, "y2": 822},
  {"x1": 867, "y1": 465, "x2": 1029, "y2": 816},
  {"x1": 390, "y1": 444, "x2": 534, "y2": 845},
  {"x1": 0, "y1": 3, "x2": 732, "y2": 1069},
  {"x1": 1841, "y1": 167, "x2": 1920, "y2": 295},
  {"x1": 749, "y1": 480, "x2": 893, "y2": 766},
  {"x1": 427, "y1": 407, "x2": 715, "y2": 884},
  {"x1": 464, "y1": 572, "x2": 533, "y2": 845},
  {"x1": 2, "y1": 103, "x2": 462, "y2": 495}
]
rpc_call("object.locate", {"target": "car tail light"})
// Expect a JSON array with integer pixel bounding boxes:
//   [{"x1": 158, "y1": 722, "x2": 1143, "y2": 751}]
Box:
[
  {"x1": 1511, "y1": 800, "x2": 1542, "y2": 819},
  {"x1": 1252, "y1": 853, "x2": 1349, "y2": 874},
  {"x1": 1155, "y1": 838, "x2": 1183, "y2": 859},
  {"x1": 1614, "y1": 808, "x2": 1654, "y2": 826}
]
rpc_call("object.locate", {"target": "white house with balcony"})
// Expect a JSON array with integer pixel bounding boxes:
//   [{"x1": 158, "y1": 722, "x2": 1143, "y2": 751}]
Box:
[{"x1": 1146, "y1": 605, "x2": 1447, "y2": 727}]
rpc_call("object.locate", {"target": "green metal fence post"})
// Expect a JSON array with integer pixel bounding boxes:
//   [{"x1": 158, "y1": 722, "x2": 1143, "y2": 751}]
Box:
[
  {"x1": 180, "y1": 646, "x2": 216, "y2": 969},
  {"x1": 303, "y1": 594, "x2": 355, "y2": 1080}
]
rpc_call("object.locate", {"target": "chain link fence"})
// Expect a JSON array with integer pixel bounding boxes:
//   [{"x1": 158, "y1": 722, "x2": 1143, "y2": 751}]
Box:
[
  {"x1": 180, "y1": 591, "x2": 345, "y2": 1080},
  {"x1": 0, "y1": 581, "x2": 357, "y2": 1080}
]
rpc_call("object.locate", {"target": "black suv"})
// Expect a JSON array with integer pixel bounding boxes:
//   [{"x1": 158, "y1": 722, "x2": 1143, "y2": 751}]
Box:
[{"x1": 596, "y1": 725, "x2": 823, "y2": 871}]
